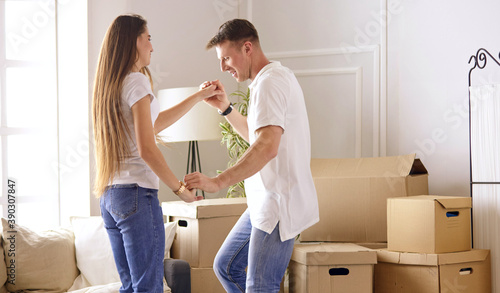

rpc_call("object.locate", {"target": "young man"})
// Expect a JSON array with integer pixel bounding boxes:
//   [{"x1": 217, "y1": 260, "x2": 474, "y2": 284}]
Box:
[{"x1": 184, "y1": 19, "x2": 319, "y2": 292}]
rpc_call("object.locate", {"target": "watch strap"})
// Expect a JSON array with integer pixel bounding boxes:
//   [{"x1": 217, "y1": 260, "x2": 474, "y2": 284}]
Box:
[{"x1": 218, "y1": 103, "x2": 233, "y2": 116}]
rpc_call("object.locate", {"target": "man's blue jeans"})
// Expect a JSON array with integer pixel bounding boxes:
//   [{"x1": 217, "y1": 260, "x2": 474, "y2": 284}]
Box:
[
  {"x1": 213, "y1": 209, "x2": 294, "y2": 293},
  {"x1": 100, "y1": 184, "x2": 165, "y2": 293}
]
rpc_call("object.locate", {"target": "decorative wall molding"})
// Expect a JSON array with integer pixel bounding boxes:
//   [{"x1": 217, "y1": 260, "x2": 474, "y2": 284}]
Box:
[
  {"x1": 293, "y1": 67, "x2": 363, "y2": 158},
  {"x1": 266, "y1": 46, "x2": 381, "y2": 158},
  {"x1": 266, "y1": 45, "x2": 380, "y2": 59},
  {"x1": 245, "y1": 0, "x2": 388, "y2": 157},
  {"x1": 379, "y1": 0, "x2": 387, "y2": 157}
]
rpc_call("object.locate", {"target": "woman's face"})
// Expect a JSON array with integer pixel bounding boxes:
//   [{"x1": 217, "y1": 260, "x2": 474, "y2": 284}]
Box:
[{"x1": 135, "y1": 26, "x2": 153, "y2": 70}]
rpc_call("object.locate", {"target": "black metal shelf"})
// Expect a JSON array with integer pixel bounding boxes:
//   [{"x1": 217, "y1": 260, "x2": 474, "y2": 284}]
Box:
[{"x1": 468, "y1": 48, "x2": 500, "y2": 249}]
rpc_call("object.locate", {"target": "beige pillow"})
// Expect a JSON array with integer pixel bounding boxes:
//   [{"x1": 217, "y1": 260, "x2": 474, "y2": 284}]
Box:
[
  {"x1": 70, "y1": 216, "x2": 120, "y2": 288},
  {"x1": 69, "y1": 217, "x2": 176, "y2": 292},
  {"x1": 164, "y1": 221, "x2": 177, "y2": 259},
  {"x1": 68, "y1": 280, "x2": 171, "y2": 293},
  {"x1": 1, "y1": 218, "x2": 79, "y2": 292}
]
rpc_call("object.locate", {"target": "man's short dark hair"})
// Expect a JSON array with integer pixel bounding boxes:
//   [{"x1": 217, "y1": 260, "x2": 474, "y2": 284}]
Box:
[{"x1": 206, "y1": 19, "x2": 259, "y2": 49}]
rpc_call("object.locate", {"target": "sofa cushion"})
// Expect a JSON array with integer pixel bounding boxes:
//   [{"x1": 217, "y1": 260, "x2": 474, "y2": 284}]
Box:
[
  {"x1": 69, "y1": 217, "x2": 176, "y2": 291},
  {"x1": 69, "y1": 216, "x2": 120, "y2": 288},
  {"x1": 1, "y1": 218, "x2": 78, "y2": 292},
  {"x1": 68, "y1": 280, "x2": 171, "y2": 293},
  {"x1": 164, "y1": 221, "x2": 177, "y2": 259},
  {"x1": 0, "y1": 227, "x2": 7, "y2": 293},
  {"x1": 68, "y1": 282, "x2": 122, "y2": 293}
]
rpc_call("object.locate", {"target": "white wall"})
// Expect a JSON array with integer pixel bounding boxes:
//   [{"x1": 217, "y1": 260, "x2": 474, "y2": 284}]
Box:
[
  {"x1": 388, "y1": 0, "x2": 500, "y2": 198},
  {"x1": 250, "y1": 0, "x2": 383, "y2": 159}
]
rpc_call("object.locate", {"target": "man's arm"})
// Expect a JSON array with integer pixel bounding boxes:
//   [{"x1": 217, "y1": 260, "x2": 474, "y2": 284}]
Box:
[
  {"x1": 184, "y1": 125, "x2": 282, "y2": 193},
  {"x1": 202, "y1": 80, "x2": 249, "y2": 141},
  {"x1": 220, "y1": 103, "x2": 249, "y2": 142}
]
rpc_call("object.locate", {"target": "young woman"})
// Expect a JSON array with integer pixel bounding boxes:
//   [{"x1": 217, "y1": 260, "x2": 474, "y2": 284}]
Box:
[{"x1": 92, "y1": 14, "x2": 219, "y2": 292}]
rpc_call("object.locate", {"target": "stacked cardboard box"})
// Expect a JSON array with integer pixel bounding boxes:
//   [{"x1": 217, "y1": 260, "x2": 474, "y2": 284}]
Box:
[
  {"x1": 374, "y1": 249, "x2": 491, "y2": 293},
  {"x1": 289, "y1": 243, "x2": 377, "y2": 293},
  {"x1": 162, "y1": 198, "x2": 247, "y2": 293},
  {"x1": 387, "y1": 195, "x2": 472, "y2": 254},
  {"x1": 374, "y1": 195, "x2": 491, "y2": 293},
  {"x1": 288, "y1": 154, "x2": 429, "y2": 292},
  {"x1": 301, "y1": 153, "x2": 428, "y2": 243}
]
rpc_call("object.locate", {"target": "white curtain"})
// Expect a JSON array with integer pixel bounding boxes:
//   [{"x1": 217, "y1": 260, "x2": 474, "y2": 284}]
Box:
[{"x1": 470, "y1": 84, "x2": 500, "y2": 292}]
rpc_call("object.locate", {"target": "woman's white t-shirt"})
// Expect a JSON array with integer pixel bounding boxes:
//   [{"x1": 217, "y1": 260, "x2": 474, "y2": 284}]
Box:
[
  {"x1": 110, "y1": 72, "x2": 160, "y2": 189},
  {"x1": 245, "y1": 61, "x2": 320, "y2": 241}
]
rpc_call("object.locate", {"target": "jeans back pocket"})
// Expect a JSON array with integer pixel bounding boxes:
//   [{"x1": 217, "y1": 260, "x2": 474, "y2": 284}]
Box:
[{"x1": 108, "y1": 184, "x2": 139, "y2": 219}]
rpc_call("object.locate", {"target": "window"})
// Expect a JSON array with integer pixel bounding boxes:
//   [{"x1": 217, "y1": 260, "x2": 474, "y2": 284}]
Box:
[{"x1": 1, "y1": 0, "x2": 89, "y2": 231}]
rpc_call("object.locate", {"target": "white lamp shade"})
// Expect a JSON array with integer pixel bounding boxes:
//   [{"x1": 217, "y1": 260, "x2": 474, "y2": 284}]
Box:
[{"x1": 158, "y1": 87, "x2": 224, "y2": 142}]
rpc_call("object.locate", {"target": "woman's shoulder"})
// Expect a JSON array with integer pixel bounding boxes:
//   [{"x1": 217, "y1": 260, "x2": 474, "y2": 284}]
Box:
[
  {"x1": 122, "y1": 72, "x2": 152, "y2": 94},
  {"x1": 122, "y1": 72, "x2": 153, "y2": 105},
  {"x1": 124, "y1": 71, "x2": 149, "y2": 85}
]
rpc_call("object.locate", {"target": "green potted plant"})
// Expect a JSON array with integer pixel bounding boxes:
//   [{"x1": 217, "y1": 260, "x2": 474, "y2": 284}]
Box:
[{"x1": 219, "y1": 88, "x2": 250, "y2": 197}]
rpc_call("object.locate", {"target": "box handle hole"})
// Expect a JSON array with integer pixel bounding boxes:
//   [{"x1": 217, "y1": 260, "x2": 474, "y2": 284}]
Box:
[
  {"x1": 178, "y1": 220, "x2": 188, "y2": 227},
  {"x1": 459, "y1": 268, "x2": 472, "y2": 275},
  {"x1": 329, "y1": 268, "x2": 349, "y2": 276},
  {"x1": 446, "y1": 211, "x2": 460, "y2": 217}
]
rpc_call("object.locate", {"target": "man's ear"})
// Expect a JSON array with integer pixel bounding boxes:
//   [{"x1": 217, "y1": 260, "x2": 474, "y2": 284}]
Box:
[{"x1": 243, "y1": 41, "x2": 253, "y2": 55}]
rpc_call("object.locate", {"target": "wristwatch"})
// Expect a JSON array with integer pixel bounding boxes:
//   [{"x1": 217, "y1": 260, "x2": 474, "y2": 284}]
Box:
[{"x1": 218, "y1": 103, "x2": 233, "y2": 116}]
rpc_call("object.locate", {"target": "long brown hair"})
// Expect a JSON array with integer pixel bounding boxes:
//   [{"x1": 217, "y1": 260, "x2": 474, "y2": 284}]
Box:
[{"x1": 92, "y1": 14, "x2": 153, "y2": 197}]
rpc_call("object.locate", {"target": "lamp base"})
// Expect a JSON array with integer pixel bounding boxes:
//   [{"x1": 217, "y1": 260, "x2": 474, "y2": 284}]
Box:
[{"x1": 186, "y1": 141, "x2": 205, "y2": 198}]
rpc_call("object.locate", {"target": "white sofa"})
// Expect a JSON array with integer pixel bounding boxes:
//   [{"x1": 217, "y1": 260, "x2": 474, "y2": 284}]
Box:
[{"x1": 0, "y1": 217, "x2": 188, "y2": 293}]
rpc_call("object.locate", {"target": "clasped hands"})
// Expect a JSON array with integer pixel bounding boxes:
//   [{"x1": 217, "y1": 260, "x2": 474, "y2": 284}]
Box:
[
  {"x1": 182, "y1": 80, "x2": 229, "y2": 199},
  {"x1": 199, "y1": 80, "x2": 231, "y2": 112}
]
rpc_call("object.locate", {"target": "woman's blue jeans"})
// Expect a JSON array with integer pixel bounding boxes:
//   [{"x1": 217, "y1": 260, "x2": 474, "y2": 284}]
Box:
[
  {"x1": 100, "y1": 184, "x2": 165, "y2": 293},
  {"x1": 213, "y1": 209, "x2": 294, "y2": 293}
]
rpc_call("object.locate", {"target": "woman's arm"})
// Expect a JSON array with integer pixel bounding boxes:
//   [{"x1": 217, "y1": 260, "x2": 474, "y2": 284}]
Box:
[
  {"x1": 132, "y1": 95, "x2": 202, "y2": 202},
  {"x1": 153, "y1": 85, "x2": 220, "y2": 134}
]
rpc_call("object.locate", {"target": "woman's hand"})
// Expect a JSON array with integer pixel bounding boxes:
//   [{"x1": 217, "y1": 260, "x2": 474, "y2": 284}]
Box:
[
  {"x1": 199, "y1": 80, "x2": 230, "y2": 111},
  {"x1": 177, "y1": 187, "x2": 204, "y2": 203},
  {"x1": 196, "y1": 84, "x2": 221, "y2": 101}
]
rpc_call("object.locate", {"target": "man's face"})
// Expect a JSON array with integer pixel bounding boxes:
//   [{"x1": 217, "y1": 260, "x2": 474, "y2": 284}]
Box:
[{"x1": 216, "y1": 41, "x2": 250, "y2": 82}]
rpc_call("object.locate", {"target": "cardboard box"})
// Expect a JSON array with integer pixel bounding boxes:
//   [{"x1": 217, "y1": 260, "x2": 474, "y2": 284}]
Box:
[
  {"x1": 191, "y1": 267, "x2": 225, "y2": 293},
  {"x1": 300, "y1": 153, "x2": 428, "y2": 242},
  {"x1": 357, "y1": 243, "x2": 388, "y2": 250},
  {"x1": 191, "y1": 267, "x2": 286, "y2": 293},
  {"x1": 374, "y1": 249, "x2": 491, "y2": 293},
  {"x1": 387, "y1": 195, "x2": 472, "y2": 253},
  {"x1": 162, "y1": 198, "x2": 247, "y2": 268},
  {"x1": 289, "y1": 243, "x2": 377, "y2": 293}
]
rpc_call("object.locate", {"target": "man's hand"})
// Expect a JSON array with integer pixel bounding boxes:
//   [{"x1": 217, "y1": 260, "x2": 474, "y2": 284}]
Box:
[
  {"x1": 199, "y1": 80, "x2": 230, "y2": 112},
  {"x1": 184, "y1": 172, "x2": 222, "y2": 193},
  {"x1": 196, "y1": 84, "x2": 222, "y2": 101}
]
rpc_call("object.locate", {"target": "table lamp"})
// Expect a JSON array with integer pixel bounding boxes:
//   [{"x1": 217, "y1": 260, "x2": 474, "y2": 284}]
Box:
[{"x1": 158, "y1": 87, "x2": 224, "y2": 198}]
